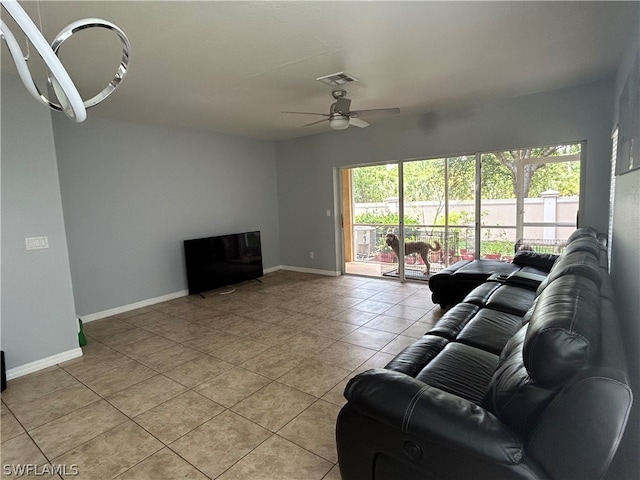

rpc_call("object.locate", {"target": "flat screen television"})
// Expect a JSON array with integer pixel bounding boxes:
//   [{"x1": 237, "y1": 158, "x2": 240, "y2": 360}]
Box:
[{"x1": 184, "y1": 230, "x2": 263, "y2": 295}]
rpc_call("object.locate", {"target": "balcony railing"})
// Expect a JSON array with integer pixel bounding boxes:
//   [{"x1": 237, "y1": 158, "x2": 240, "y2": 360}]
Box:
[{"x1": 352, "y1": 223, "x2": 567, "y2": 277}]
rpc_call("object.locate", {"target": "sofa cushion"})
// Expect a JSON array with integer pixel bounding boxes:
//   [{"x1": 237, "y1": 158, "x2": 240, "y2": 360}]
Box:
[
  {"x1": 415, "y1": 342, "x2": 499, "y2": 405},
  {"x1": 428, "y1": 303, "x2": 479, "y2": 340},
  {"x1": 385, "y1": 335, "x2": 449, "y2": 377},
  {"x1": 432, "y1": 259, "x2": 473, "y2": 275},
  {"x1": 452, "y1": 260, "x2": 521, "y2": 277},
  {"x1": 456, "y1": 309, "x2": 525, "y2": 355},
  {"x1": 429, "y1": 260, "x2": 521, "y2": 308},
  {"x1": 524, "y1": 275, "x2": 601, "y2": 387},
  {"x1": 484, "y1": 285, "x2": 537, "y2": 316},
  {"x1": 462, "y1": 281, "x2": 502, "y2": 306}
]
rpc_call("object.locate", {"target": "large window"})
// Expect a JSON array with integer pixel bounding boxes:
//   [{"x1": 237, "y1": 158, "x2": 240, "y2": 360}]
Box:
[{"x1": 343, "y1": 143, "x2": 582, "y2": 281}]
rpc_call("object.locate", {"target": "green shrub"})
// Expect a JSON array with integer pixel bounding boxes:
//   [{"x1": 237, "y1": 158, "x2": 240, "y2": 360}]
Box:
[
  {"x1": 355, "y1": 211, "x2": 420, "y2": 225},
  {"x1": 482, "y1": 240, "x2": 513, "y2": 255}
]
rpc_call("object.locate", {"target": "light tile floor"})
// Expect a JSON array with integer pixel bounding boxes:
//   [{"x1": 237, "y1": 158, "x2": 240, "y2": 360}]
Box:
[{"x1": 1, "y1": 271, "x2": 444, "y2": 480}]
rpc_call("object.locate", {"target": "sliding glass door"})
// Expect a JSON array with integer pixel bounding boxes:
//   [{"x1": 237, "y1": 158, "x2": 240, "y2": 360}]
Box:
[
  {"x1": 401, "y1": 156, "x2": 476, "y2": 279},
  {"x1": 479, "y1": 145, "x2": 581, "y2": 260},
  {"x1": 342, "y1": 142, "x2": 581, "y2": 280},
  {"x1": 343, "y1": 155, "x2": 476, "y2": 281}
]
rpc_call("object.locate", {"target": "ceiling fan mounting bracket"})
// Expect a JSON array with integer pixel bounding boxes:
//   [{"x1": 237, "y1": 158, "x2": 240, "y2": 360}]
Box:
[{"x1": 331, "y1": 89, "x2": 347, "y2": 99}]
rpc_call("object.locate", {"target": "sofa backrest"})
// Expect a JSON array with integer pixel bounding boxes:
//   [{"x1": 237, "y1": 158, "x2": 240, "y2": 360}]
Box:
[
  {"x1": 525, "y1": 288, "x2": 632, "y2": 480},
  {"x1": 484, "y1": 271, "x2": 632, "y2": 479},
  {"x1": 565, "y1": 225, "x2": 599, "y2": 243},
  {"x1": 481, "y1": 324, "x2": 555, "y2": 434},
  {"x1": 483, "y1": 274, "x2": 601, "y2": 433},
  {"x1": 562, "y1": 235, "x2": 602, "y2": 257},
  {"x1": 524, "y1": 275, "x2": 601, "y2": 386},
  {"x1": 535, "y1": 249, "x2": 602, "y2": 295}
]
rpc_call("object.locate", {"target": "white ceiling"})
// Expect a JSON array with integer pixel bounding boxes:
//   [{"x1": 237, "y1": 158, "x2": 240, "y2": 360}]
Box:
[{"x1": 2, "y1": 1, "x2": 638, "y2": 140}]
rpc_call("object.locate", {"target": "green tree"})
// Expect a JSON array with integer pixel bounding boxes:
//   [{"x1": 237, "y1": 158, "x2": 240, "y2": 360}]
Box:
[
  {"x1": 488, "y1": 144, "x2": 580, "y2": 199},
  {"x1": 352, "y1": 165, "x2": 398, "y2": 203},
  {"x1": 447, "y1": 156, "x2": 476, "y2": 201},
  {"x1": 403, "y1": 160, "x2": 443, "y2": 202},
  {"x1": 352, "y1": 144, "x2": 580, "y2": 206},
  {"x1": 528, "y1": 161, "x2": 580, "y2": 197},
  {"x1": 480, "y1": 154, "x2": 515, "y2": 199}
]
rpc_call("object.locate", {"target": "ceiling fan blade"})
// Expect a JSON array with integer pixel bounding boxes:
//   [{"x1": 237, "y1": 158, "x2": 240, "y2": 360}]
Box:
[
  {"x1": 349, "y1": 117, "x2": 369, "y2": 128},
  {"x1": 281, "y1": 111, "x2": 329, "y2": 117},
  {"x1": 351, "y1": 107, "x2": 400, "y2": 118},
  {"x1": 303, "y1": 118, "x2": 330, "y2": 127}
]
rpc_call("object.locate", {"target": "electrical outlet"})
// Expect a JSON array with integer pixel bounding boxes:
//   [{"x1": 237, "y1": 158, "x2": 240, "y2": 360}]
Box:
[
  {"x1": 25, "y1": 236, "x2": 49, "y2": 250},
  {"x1": 309, "y1": 251, "x2": 315, "y2": 259}
]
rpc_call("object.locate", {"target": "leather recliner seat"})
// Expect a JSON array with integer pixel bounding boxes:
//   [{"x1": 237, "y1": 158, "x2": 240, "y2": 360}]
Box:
[{"x1": 336, "y1": 227, "x2": 632, "y2": 480}]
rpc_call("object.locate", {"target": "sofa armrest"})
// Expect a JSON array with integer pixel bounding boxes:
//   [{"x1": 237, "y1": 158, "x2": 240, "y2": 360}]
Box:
[{"x1": 344, "y1": 368, "x2": 524, "y2": 465}]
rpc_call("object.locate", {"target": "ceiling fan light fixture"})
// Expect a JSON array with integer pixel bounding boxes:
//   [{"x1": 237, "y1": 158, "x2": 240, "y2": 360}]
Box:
[
  {"x1": 330, "y1": 115, "x2": 350, "y2": 130},
  {"x1": 283, "y1": 89, "x2": 399, "y2": 132}
]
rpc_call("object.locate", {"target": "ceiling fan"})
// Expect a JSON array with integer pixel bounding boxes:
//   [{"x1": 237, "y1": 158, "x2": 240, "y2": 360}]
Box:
[{"x1": 282, "y1": 90, "x2": 400, "y2": 130}]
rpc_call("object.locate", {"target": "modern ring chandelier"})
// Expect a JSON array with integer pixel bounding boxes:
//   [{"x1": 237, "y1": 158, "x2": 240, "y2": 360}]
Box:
[{"x1": 0, "y1": 0, "x2": 130, "y2": 122}]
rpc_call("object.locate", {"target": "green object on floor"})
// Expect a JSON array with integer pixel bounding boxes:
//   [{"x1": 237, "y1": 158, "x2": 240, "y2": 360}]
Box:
[{"x1": 78, "y1": 318, "x2": 87, "y2": 347}]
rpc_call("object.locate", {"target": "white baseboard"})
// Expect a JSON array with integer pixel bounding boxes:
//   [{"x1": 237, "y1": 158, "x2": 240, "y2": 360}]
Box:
[
  {"x1": 4, "y1": 268, "x2": 338, "y2": 380},
  {"x1": 79, "y1": 266, "x2": 339, "y2": 325},
  {"x1": 264, "y1": 265, "x2": 340, "y2": 276},
  {"x1": 6, "y1": 347, "x2": 83, "y2": 381},
  {"x1": 80, "y1": 290, "x2": 189, "y2": 323},
  {"x1": 279, "y1": 265, "x2": 341, "y2": 276}
]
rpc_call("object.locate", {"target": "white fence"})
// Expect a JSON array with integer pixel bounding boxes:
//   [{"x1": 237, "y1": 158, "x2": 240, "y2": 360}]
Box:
[{"x1": 355, "y1": 195, "x2": 578, "y2": 242}]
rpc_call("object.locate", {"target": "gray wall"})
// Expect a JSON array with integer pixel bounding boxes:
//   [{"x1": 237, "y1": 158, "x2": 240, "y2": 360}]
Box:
[
  {"x1": 1, "y1": 74, "x2": 79, "y2": 371},
  {"x1": 276, "y1": 79, "x2": 615, "y2": 272},
  {"x1": 52, "y1": 116, "x2": 280, "y2": 316},
  {"x1": 608, "y1": 11, "x2": 640, "y2": 477}
]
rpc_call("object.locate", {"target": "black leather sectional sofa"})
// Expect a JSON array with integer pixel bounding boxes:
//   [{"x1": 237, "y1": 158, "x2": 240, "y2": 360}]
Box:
[
  {"x1": 336, "y1": 227, "x2": 632, "y2": 480},
  {"x1": 429, "y1": 248, "x2": 560, "y2": 309}
]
